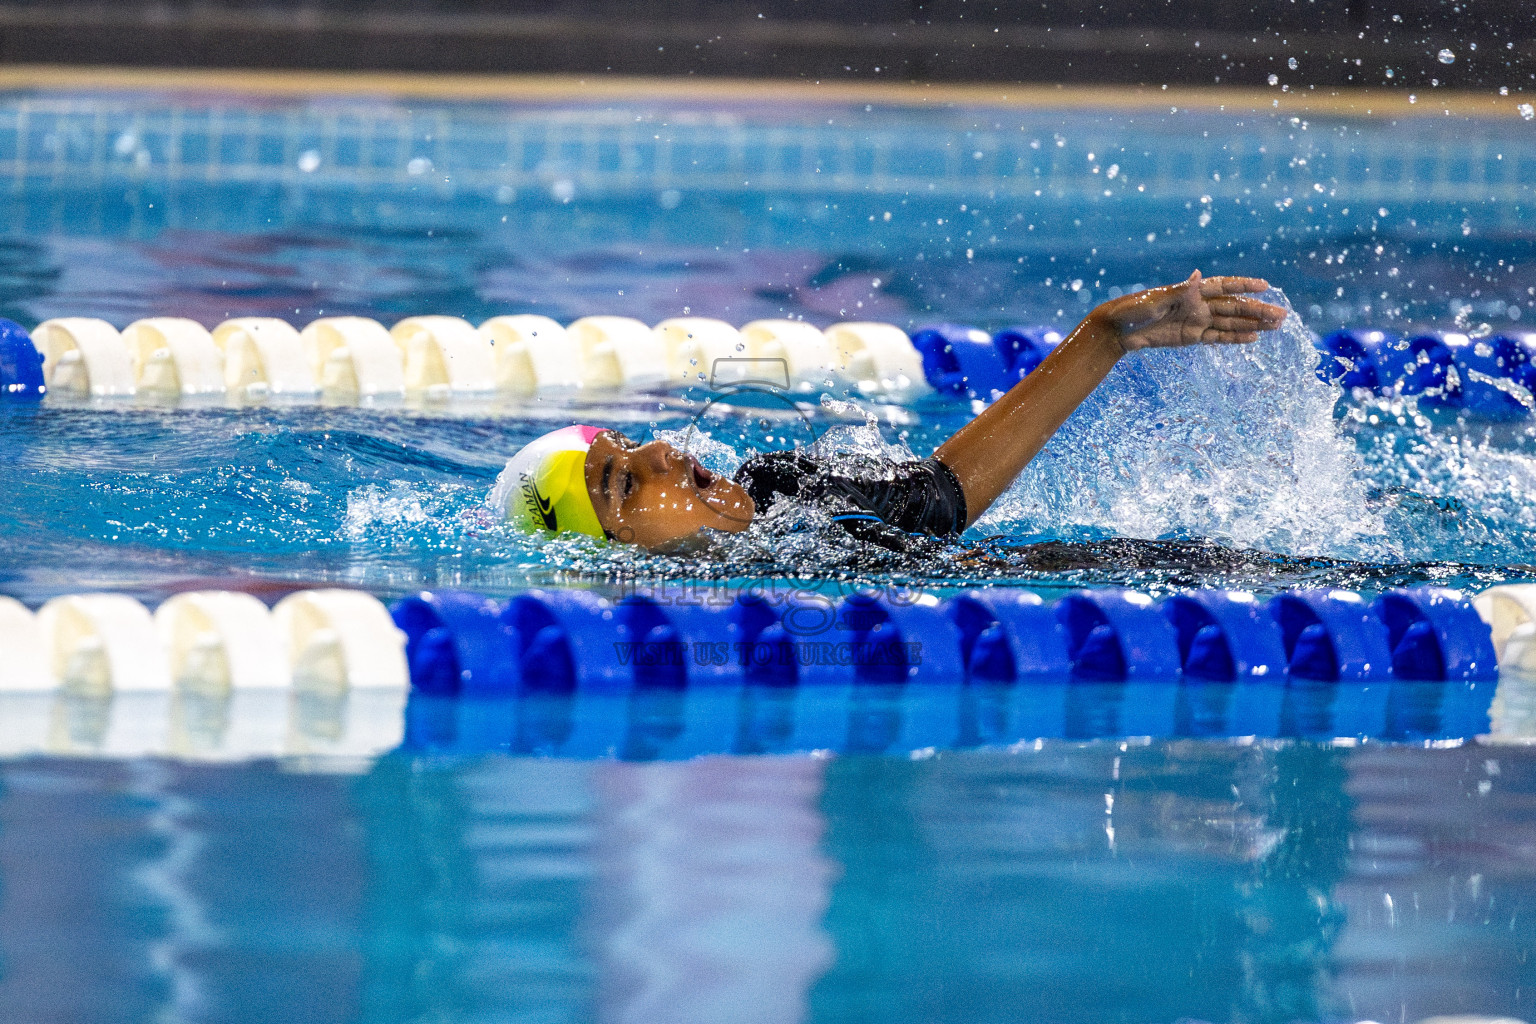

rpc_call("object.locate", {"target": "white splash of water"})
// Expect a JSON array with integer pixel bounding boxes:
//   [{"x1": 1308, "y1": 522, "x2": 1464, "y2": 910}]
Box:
[
  {"x1": 812, "y1": 396, "x2": 917, "y2": 462},
  {"x1": 343, "y1": 483, "x2": 431, "y2": 539},
  {"x1": 976, "y1": 293, "x2": 1391, "y2": 559},
  {"x1": 1351, "y1": 400, "x2": 1536, "y2": 563},
  {"x1": 655, "y1": 426, "x2": 744, "y2": 476}
]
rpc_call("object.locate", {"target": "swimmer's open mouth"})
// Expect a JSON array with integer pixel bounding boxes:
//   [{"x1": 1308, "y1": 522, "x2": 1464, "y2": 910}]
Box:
[{"x1": 689, "y1": 457, "x2": 715, "y2": 490}]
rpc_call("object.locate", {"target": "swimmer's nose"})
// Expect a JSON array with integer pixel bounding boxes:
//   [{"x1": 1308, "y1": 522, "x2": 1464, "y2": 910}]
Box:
[{"x1": 636, "y1": 441, "x2": 674, "y2": 474}]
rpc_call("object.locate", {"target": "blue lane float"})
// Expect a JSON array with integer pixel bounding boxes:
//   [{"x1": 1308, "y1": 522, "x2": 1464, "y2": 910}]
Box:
[
  {"x1": 946, "y1": 590, "x2": 1072, "y2": 681},
  {"x1": 1163, "y1": 590, "x2": 1288, "y2": 681},
  {"x1": 911, "y1": 323, "x2": 1016, "y2": 401},
  {"x1": 391, "y1": 585, "x2": 1500, "y2": 697},
  {"x1": 1315, "y1": 329, "x2": 1405, "y2": 391},
  {"x1": 1410, "y1": 331, "x2": 1536, "y2": 421},
  {"x1": 393, "y1": 590, "x2": 519, "y2": 695},
  {"x1": 1372, "y1": 587, "x2": 1499, "y2": 681},
  {"x1": 1313, "y1": 327, "x2": 1535, "y2": 420},
  {"x1": 1056, "y1": 589, "x2": 1183, "y2": 680},
  {"x1": 991, "y1": 325, "x2": 1063, "y2": 381},
  {"x1": 917, "y1": 323, "x2": 1532, "y2": 421},
  {"x1": 1268, "y1": 589, "x2": 1395, "y2": 682},
  {"x1": 0, "y1": 319, "x2": 44, "y2": 401}
]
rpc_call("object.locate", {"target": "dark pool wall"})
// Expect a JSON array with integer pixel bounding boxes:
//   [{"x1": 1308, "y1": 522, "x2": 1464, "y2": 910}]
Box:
[{"x1": 0, "y1": 0, "x2": 1528, "y2": 87}]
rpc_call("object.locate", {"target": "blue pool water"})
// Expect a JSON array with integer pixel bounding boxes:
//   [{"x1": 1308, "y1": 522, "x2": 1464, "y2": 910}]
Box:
[{"x1": 0, "y1": 86, "x2": 1535, "y2": 1022}]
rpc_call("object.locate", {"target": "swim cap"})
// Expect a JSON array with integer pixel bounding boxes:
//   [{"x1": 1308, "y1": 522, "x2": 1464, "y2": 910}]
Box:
[{"x1": 490, "y1": 425, "x2": 606, "y2": 538}]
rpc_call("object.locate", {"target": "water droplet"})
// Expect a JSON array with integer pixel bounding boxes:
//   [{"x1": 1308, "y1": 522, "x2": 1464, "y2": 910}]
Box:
[
  {"x1": 1438, "y1": 48, "x2": 1455, "y2": 64},
  {"x1": 1501, "y1": 86, "x2": 1510, "y2": 95},
  {"x1": 1521, "y1": 104, "x2": 1536, "y2": 121},
  {"x1": 1288, "y1": 57, "x2": 1299, "y2": 70},
  {"x1": 1268, "y1": 74, "x2": 1279, "y2": 86},
  {"x1": 1385, "y1": 68, "x2": 1395, "y2": 78}
]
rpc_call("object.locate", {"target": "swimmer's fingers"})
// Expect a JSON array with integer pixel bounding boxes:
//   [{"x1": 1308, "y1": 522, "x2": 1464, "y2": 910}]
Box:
[
  {"x1": 1198, "y1": 275, "x2": 1272, "y2": 297},
  {"x1": 1207, "y1": 316, "x2": 1273, "y2": 332},
  {"x1": 1208, "y1": 296, "x2": 1288, "y2": 328},
  {"x1": 1207, "y1": 295, "x2": 1284, "y2": 315},
  {"x1": 1200, "y1": 328, "x2": 1263, "y2": 345}
]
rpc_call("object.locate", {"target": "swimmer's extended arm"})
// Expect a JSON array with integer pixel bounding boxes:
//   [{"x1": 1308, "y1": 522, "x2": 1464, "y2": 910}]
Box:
[{"x1": 934, "y1": 271, "x2": 1287, "y2": 529}]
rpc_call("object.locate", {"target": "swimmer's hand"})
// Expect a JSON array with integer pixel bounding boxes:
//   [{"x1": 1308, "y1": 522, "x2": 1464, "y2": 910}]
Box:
[
  {"x1": 934, "y1": 269, "x2": 1289, "y2": 531},
  {"x1": 1097, "y1": 270, "x2": 1288, "y2": 353}
]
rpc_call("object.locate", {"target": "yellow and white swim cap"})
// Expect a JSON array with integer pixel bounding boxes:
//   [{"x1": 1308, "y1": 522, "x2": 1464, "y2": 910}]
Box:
[{"x1": 490, "y1": 425, "x2": 606, "y2": 538}]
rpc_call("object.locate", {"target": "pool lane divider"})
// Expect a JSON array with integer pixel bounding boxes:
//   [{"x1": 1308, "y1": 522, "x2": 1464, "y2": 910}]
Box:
[
  {"x1": 396, "y1": 585, "x2": 1526, "y2": 692},
  {"x1": 0, "y1": 589, "x2": 410, "y2": 692},
  {"x1": 1317, "y1": 328, "x2": 1536, "y2": 419},
  {"x1": 5, "y1": 314, "x2": 1526, "y2": 416},
  {"x1": 0, "y1": 313, "x2": 939, "y2": 404},
  {"x1": 1, "y1": 584, "x2": 1524, "y2": 698},
  {"x1": 0, "y1": 584, "x2": 1532, "y2": 758},
  {"x1": 0, "y1": 589, "x2": 409, "y2": 761}
]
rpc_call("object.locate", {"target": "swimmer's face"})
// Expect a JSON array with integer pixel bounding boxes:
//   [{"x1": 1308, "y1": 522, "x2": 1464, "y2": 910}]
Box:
[{"x1": 584, "y1": 431, "x2": 756, "y2": 550}]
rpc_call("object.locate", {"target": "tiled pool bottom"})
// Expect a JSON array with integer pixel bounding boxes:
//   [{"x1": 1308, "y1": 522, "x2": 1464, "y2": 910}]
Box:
[{"x1": 0, "y1": 741, "x2": 1529, "y2": 1024}]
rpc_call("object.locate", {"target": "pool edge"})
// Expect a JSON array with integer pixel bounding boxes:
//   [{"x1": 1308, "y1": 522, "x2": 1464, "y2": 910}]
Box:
[{"x1": 0, "y1": 64, "x2": 1525, "y2": 120}]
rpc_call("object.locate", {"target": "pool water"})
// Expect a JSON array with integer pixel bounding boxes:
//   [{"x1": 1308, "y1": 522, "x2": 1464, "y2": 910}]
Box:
[
  {"x1": 5, "y1": 741, "x2": 1536, "y2": 1024},
  {"x1": 0, "y1": 84, "x2": 1534, "y2": 1023}
]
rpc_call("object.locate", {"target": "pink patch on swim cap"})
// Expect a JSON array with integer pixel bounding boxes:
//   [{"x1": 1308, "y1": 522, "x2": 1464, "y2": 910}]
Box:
[{"x1": 575, "y1": 425, "x2": 605, "y2": 444}]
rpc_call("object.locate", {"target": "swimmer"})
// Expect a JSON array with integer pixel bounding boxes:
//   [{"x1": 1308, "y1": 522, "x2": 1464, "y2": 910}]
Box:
[{"x1": 490, "y1": 272, "x2": 1288, "y2": 552}]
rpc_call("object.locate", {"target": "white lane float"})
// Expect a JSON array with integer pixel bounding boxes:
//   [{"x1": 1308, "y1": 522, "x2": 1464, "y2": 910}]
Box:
[
  {"x1": 0, "y1": 596, "x2": 47, "y2": 690},
  {"x1": 654, "y1": 317, "x2": 743, "y2": 387},
  {"x1": 566, "y1": 315, "x2": 669, "y2": 390},
  {"x1": 212, "y1": 317, "x2": 319, "y2": 398},
  {"x1": 31, "y1": 317, "x2": 136, "y2": 397},
  {"x1": 1476, "y1": 584, "x2": 1536, "y2": 672},
  {"x1": 739, "y1": 319, "x2": 841, "y2": 390},
  {"x1": 272, "y1": 589, "x2": 409, "y2": 691},
  {"x1": 299, "y1": 317, "x2": 406, "y2": 400},
  {"x1": 121, "y1": 317, "x2": 226, "y2": 397},
  {"x1": 480, "y1": 314, "x2": 582, "y2": 394},
  {"x1": 823, "y1": 321, "x2": 930, "y2": 399},
  {"x1": 36, "y1": 594, "x2": 172, "y2": 692},
  {"x1": 391, "y1": 315, "x2": 497, "y2": 397},
  {"x1": 155, "y1": 590, "x2": 290, "y2": 691}
]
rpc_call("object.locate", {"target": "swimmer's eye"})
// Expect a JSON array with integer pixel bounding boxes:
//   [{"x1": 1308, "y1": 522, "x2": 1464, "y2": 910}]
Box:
[{"x1": 622, "y1": 471, "x2": 635, "y2": 500}]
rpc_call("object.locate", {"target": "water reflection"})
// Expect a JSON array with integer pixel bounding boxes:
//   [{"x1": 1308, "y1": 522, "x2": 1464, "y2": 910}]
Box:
[
  {"x1": 403, "y1": 675, "x2": 1499, "y2": 760},
  {"x1": 0, "y1": 686, "x2": 405, "y2": 762},
  {"x1": 0, "y1": 741, "x2": 1530, "y2": 1021},
  {"x1": 590, "y1": 757, "x2": 834, "y2": 1024},
  {"x1": 810, "y1": 745, "x2": 1351, "y2": 1024}
]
